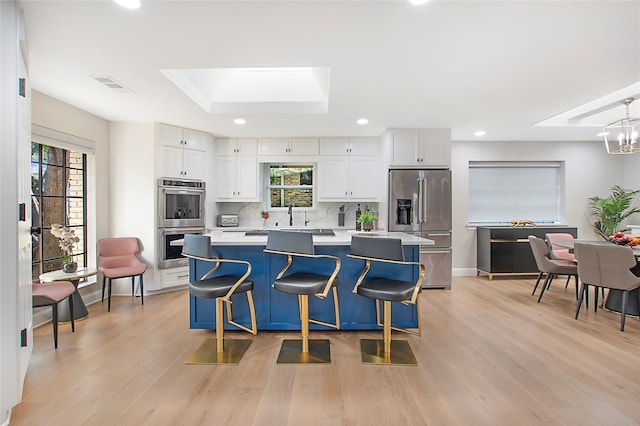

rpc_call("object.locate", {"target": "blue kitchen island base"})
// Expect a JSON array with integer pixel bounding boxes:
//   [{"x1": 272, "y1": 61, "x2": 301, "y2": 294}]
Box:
[{"x1": 189, "y1": 243, "x2": 421, "y2": 331}]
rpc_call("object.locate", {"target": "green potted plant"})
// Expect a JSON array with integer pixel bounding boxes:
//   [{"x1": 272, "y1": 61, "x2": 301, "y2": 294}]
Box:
[
  {"x1": 589, "y1": 185, "x2": 640, "y2": 240},
  {"x1": 356, "y1": 209, "x2": 377, "y2": 231}
]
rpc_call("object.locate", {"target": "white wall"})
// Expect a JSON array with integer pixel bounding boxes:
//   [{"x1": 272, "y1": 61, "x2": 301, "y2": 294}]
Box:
[
  {"x1": 109, "y1": 122, "x2": 157, "y2": 292},
  {"x1": 451, "y1": 139, "x2": 626, "y2": 275}
]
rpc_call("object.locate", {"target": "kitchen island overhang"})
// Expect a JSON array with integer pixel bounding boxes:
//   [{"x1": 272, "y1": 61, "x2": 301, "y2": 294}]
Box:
[{"x1": 183, "y1": 230, "x2": 434, "y2": 331}]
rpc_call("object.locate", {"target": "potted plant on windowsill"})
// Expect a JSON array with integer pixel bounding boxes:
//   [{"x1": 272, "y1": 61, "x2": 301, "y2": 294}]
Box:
[{"x1": 356, "y1": 210, "x2": 377, "y2": 232}]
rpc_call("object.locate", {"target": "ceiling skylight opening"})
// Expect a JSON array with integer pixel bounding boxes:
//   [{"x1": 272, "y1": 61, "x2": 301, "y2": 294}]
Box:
[
  {"x1": 357, "y1": 118, "x2": 369, "y2": 125},
  {"x1": 114, "y1": 0, "x2": 141, "y2": 9},
  {"x1": 234, "y1": 118, "x2": 246, "y2": 125},
  {"x1": 160, "y1": 66, "x2": 330, "y2": 114}
]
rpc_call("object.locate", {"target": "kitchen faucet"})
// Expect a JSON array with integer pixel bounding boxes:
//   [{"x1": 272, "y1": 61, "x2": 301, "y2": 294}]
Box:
[{"x1": 288, "y1": 204, "x2": 293, "y2": 226}]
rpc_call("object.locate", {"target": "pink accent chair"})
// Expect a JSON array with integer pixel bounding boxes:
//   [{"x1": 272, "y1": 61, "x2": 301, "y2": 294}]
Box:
[
  {"x1": 545, "y1": 233, "x2": 576, "y2": 262},
  {"x1": 32, "y1": 280, "x2": 75, "y2": 349},
  {"x1": 98, "y1": 237, "x2": 147, "y2": 312}
]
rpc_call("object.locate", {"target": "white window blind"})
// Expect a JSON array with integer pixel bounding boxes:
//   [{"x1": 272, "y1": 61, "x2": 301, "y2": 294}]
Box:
[{"x1": 468, "y1": 161, "x2": 562, "y2": 224}]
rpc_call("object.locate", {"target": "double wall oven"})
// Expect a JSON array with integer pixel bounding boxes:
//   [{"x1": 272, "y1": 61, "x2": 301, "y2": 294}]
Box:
[{"x1": 157, "y1": 178, "x2": 205, "y2": 269}]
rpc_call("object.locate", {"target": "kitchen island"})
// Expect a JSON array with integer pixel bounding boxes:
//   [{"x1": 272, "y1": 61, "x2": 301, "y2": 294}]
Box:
[{"x1": 185, "y1": 230, "x2": 434, "y2": 331}]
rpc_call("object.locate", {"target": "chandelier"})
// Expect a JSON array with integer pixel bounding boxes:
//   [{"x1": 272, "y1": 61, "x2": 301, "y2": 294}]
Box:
[{"x1": 603, "y1": 98, "x2": 640, "y2": 154}]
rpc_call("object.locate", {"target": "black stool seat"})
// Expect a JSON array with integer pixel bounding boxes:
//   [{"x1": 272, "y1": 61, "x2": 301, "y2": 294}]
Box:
[
  {"x1": 274, "y1": 273, "x2": 338, "y2": 295},
  {"x1": 190, "y1": 276, "x2": 254, "y2": 299},
  {"x1": 356, "y1": 278, "x2": 417, "y2": 302}
]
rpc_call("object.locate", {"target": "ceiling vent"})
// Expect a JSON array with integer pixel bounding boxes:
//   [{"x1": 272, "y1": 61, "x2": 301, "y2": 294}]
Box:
[{"x1": 90, "y1": 75, "x2": 134, "y2": 93}]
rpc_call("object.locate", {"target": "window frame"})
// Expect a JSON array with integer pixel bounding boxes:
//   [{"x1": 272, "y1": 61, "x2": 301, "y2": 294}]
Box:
[{"x1": 265, "y1": 163, "x2": 316, "y2": 210}]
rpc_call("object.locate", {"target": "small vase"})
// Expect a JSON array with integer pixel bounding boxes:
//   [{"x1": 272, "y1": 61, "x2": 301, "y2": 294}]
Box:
[{"x1": 63, "y1": 262, "x2": 78, "y2": 273}]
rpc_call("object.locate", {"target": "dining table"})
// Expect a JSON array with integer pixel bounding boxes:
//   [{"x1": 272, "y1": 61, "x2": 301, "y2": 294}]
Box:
[{"x1": 552, "y1": 239, "x2": 640, "y2": 316}]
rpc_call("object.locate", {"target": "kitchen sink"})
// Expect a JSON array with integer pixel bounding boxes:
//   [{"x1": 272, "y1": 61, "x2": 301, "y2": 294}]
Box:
[{"x1": 244, "y1": 228, "x2": 335, "y2": 236}]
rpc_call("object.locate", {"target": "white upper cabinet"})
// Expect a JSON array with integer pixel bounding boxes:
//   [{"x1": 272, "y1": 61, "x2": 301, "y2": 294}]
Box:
[
  {"x1": 320, "y1": 137, "x2": 378, "y2": 156},
  {"x1": 215, "y1": 138, "x2": 258, "y2": 157},
  {"x1": 318, "y1": 155, "x2": 379, "y2": 201},
  {"x1": 388, "y1": 128, "x2": 451, "y2": 167},
  {"x1": 157, "y1": 123, "x2": 210, "y2": 180},
  {"x1": 258, "y1": 138, "x2": 319, "y2": 156},
  {"x1": 214, "y1": 138, "x2": 258, "y2": 202},
  {"x1": 157, "y1": 123, "x2": 208, "y2": 151}
]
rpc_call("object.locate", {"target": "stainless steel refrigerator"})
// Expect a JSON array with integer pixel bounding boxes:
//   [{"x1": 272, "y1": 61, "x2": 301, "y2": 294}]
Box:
[{"x1": 388, "y1": 169, "x2": 452, "y2": 289}]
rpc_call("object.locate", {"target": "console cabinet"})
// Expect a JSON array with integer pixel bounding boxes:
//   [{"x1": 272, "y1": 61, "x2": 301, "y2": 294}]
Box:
[{"x1": 476, "y1": 226, "x2": 578, "y2": 280}]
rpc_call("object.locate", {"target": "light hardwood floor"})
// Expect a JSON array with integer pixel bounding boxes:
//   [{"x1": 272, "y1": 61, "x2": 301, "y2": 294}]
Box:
[{"x1": 11, "y1": 276, "x2": 640, "y2": 426}]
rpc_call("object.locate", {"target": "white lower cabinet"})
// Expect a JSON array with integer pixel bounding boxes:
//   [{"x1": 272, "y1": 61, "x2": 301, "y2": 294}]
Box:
[
  {"x1": 159, "y1": 266, "x2": 190, "y2": 289},
  {"x1": 318, "y1": 156, "x2": 378, "y2": 201}
]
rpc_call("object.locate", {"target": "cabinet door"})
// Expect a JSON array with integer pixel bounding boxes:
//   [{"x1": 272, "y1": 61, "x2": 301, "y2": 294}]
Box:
[
  {"x1": 349, "y1": 156, "x2": 379, "y2": 200},
  {"x1": 389, "y1": 129, "x2": 419, "y2": 165},
  {"x1": 419, "y1": 129, "x2": 450, "y2": 167},
  {"x1": 318, "y1": 157, "x2": 349, "y2": 200},
  {"x1": 349, "y1": 137, "x2": 378, "y2": 156},
  {"x1": 258, "y1": 138, "x2": 289, "y2": 155},
  {"x1": 214, "y1": 138, "x2": 237, "y2": 156},
  {"x1": 215, "y1": 156, "x2": 236, "y2": 200},
  {"x1": 235, "y1": 156, "x2": 258, "y2": 200},
  {"x1": 235, "y1": 138, "x2": 258, "y2": 156},
  {"x1": 183, "y1": 129, "x2": 208, "y2": 151},
  {"x1": 288, "y1": 138, "x2": 319, "y2": 156},
  {"x1": 183, "y1": 148, "x2": 205, "y2": 180},
  {"x1": 161, "y1": 145, "x2": 185, "y2": 178},
  {"x1": 157, "y1": 123, "x2": 184, "y2": 148},
  {"x1": 319, "y1": 138, "x2": 349, "y2": 155}
]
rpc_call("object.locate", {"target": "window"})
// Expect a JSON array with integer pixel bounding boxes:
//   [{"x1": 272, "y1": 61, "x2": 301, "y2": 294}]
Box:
[
  {"x1": 31, "y1": 143, "x2": 88, "y2": 278},
  {"x1": 269, "y1": 164, "x2": 314, "y2": 208},
  {"x1": 468, "y1": 161, "x2": 563, "y2": 225}
]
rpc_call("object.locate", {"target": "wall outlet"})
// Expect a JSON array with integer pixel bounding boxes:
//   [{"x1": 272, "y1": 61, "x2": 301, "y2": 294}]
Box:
[{"x1": 20, "y1": 328, "x2": 27, "y2": 347}]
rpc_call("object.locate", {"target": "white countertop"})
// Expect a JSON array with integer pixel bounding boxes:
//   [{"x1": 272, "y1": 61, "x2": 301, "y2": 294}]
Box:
[{"x1": 175, "y1": 229, "x2": 434, "y2": 246}]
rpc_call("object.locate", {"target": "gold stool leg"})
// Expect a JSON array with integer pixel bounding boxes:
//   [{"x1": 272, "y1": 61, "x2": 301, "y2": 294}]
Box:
[
  {"x1": 277, "y1": 294, "x2": 331, "y2": 364},
  {"x1": 360, "y1": 300, "x2": 418, "y2": 365},
  {"x1": 185, "y1": 297, "x2": 252, "y2": 365}
]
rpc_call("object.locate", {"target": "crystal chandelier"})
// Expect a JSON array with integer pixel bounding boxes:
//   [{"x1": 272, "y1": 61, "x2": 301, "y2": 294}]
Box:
[{"x1": 603, "y1": 98, "x2": 640, "y2": 154}]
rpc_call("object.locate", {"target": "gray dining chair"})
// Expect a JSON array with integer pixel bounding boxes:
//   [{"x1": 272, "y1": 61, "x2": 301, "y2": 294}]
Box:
[
  {"x1": 528, "y1": 236, "x2": 579, "y2": 303},
  {"x1": 574, "y1": 242, "x2": 640, "y2": 331}
]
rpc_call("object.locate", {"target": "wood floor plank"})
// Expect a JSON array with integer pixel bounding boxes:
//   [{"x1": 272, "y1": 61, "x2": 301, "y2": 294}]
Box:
[{"x1": 10, "y1": 276, "x2": 640, "y2": 426}]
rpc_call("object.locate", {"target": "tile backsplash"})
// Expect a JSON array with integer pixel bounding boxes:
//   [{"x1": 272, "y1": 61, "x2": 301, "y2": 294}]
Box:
[{"x1": 212, "y1": 202, "x2": 380, "y2": 230}]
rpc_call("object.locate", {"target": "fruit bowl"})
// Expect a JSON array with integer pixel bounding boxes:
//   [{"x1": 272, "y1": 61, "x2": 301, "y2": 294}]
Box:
[{"x1": 608, "y1": 232, "x2": 640, "y2": 246}]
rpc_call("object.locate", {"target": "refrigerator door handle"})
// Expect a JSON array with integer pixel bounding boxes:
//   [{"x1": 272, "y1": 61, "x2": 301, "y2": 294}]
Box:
[
  {"x1": 417, "y1": 178, "x2": 423, "y2": 223},
  {"x1": 422, "y1": 178, "x2": 428, "y2": 224}
]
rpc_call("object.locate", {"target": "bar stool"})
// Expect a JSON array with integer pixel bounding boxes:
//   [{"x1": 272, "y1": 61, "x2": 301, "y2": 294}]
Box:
[
  {"x1": 348, "y1": 236, "x2": 424, "y2": 365},
  {"x1": 182, "y1": 234, "x2": 257, "y2": 364},
  {"x1": 264, "y1": 230, "x2": 341, "y2": 364}
]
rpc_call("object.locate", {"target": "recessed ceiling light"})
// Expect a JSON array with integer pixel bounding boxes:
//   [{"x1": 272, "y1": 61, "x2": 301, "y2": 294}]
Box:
[
  {"x1": 408, "y1": 0, "x2": 430, "y2": 5},
  {"x1": 474, "y1": 130, "x2": 486, "y2": 137},
  {"x1": 357, "y1": 118, "x2": 369, "y2": 125},
  {"x1": 234, "y1": 118, "x2": 246, "y2": 125},
  {"x1": 114, "y1": 0, "x2": 140, "y2": 9}
]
